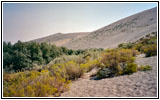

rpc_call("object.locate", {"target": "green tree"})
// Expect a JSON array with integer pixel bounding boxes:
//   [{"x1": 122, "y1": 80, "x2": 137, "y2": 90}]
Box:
[
  {"x1": 12, "y1": 50, "x2": 32, "y2": 70},
  {"x1": 28, "y1": 42, "x2": 44, "y2": 64},
  {"x1": 40, "y1": 43, "x2": 52, "y2": 64}
]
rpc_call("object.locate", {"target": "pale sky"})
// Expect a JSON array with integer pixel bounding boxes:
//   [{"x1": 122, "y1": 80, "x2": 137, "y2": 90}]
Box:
[{"x1": 3, "y1": 2, "x2": 157, "y2": 44}]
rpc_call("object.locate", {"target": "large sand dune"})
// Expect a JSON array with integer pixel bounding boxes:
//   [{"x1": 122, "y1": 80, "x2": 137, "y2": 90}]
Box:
[
  {"x1": 31, "y1": 7, "x2": 157, "y2": 50},
  {"x1": 64, "y1": 7, "x2": 157, "y2": 49}
]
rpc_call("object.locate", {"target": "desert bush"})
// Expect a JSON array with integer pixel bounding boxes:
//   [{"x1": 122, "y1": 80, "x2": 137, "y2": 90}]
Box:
[
  {"x1": 80, "y1": 59, "x2": 101, "y2": 72},
  {"x1": 83, "y1": 50, "x2": 101, "y2": 60},
  {"x1": 64, "y1": 61, "x2": 83, "y2": 80},
  {"x1": 134, "y1": 34, "x2": 157, "y2": 57},
  {"x1": 48, "y1": 64, "x2": 67, "y2": 79},
  {"x1": 49, "y1": 60, "x2": 85, "y2": 80},
  {"x1": 122, "y1": 63, "x2": 137, "y2": 75},
  {"x1": 96, "y1": 67, "x2": 115, "y2": 79},
  {"x1": 101, "y1": 49, "x2": 138, "y2": 66},
  {"x1": 48, "y1": 55, "x2": 102, "y2": 80},
  {"x1": 138, "y1": 65, "x2": 152, "y2": 71},
  {"x1": 140, "y1": 44, "x2": 157, "y2": 57},
  {"x1": 3, "y1": 70, "x2": 70, "y2": 97},
  {"x1": 133, "y1": 43, "x2": 143, "y2": 51},
  {"x1": 49, "y1": 55, "x2": 80, "y2": 65},
  {"x1": 48, "y1": 48, "x2": 102, "y2": 66},
  {"x1": 96, "y1": 49, "x2": 138, "y2": 79},
  {"x1": 118, "y1": 32, "x2": 157, "y2": 57},
  {"x1": 118, "y1": 42, "x2": 135, "y2": 49}
]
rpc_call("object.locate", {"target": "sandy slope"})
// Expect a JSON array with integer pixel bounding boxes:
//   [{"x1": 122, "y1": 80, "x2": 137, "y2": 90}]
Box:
[
  {"x1": 60, "y1": 56, "x2": 157, "y2": 97},
  {"x1": 64, "y1": 7, "x2": 157, "y2": 49},
  {"x1": 31, "y1": 7, "x2": 157, "y2": 50},
  {"x1": 31, "y1": 32, "x2": 90, "y2": 46}
]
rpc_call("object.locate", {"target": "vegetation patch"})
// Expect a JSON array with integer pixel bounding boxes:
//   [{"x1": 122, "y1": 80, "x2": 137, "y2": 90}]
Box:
[
  {"x1": 118, "y1": 32, "x2": 157, "y2": 57},
  {"x1": 3, "y1": 70, "x2": 70, "y2": 97},
  {"x1": 138, "y1": 65, "x2": 152, "y2": 71},
  {"x1": 95, "y1": 49, "x2": 139, "y2": 79},
  {"x1": 3, "y1": 41, "x2": 103, "y2": 72}
]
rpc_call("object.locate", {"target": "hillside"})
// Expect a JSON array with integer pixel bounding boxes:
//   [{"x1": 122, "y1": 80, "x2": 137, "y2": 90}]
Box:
[
  {"x1": 31, "y1": 32, "x2": 89, "y2": 46},
  {"x1": 64, "y1": 7, "x2": 157, "y2": 49},
  {"x1": 31, "y1": 7, "x2": 157, "y2": 50},
  {"x1": 31, "y1": 7, "x2": 157, "y2": 49}
]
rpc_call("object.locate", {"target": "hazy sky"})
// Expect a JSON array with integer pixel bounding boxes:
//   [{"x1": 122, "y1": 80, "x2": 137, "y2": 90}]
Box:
[{"x1": 3, "y1": 2, "x2": 157, "y2": 43}]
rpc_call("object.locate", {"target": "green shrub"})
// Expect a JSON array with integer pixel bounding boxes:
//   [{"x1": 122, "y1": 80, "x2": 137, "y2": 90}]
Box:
[
  {"x1": 133, "y1": 33, "x2": 157, "y2": 57},
  {"x1": 96, "y1": 67, "x2": 116, "y2": 79},
  {"x1": 123, "y1": 63, "x2": 137, "y2": 75},
  {"x1": 48, "y1": 55, "x2": 80, "y2": 65},
  {"x1": 118, "y1": 43, "x2": 135, "y2": 49},
  {"x1": 134, "y1": 43, "x2": 143, "y2": 51},
  {"x1": 49, "y1": 60, "x2": 85, "y2": 80},
  {"x1": 82, "y1": 50, "x2": 101, "y2": 60},
  {"x1": 96, "y1": 49, "x2": 138, "y2": 79},
  {"x1": 118, "y1": 32, "x2": 157, "y2": 58},
  {"x1": 64, "y1": 61, "x2": 83, "y2": 80},
  {"x1": 138, "y1": 65, "x2": 152, "y2": 71},
  {"x1": 80, "y1": 59, "x2": 101, "y2": 72},
  {"x1": 140, "y1": 44, "x2": 157, "y2": 57},
  {"x1": 48, "y1": 64, "x2": 67, "y2": 79}
]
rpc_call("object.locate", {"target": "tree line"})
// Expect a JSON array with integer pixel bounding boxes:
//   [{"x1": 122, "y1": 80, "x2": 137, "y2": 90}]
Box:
[{"x1": 3, "y1": 41, "x2": 103, "y2": 72}]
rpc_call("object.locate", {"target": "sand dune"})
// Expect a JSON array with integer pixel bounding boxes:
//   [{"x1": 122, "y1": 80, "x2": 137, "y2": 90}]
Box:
[
  {"x1": 31, "y1": 7, "x2": 157, "y2": 50},
  {"x1": 64, "y1": 7, "x2": 157, "y2": 49}
]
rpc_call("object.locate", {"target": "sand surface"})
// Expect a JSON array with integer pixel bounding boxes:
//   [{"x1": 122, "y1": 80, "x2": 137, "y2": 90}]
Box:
[{"x1": 60, "y1": 56, "x2": 157, "y2": 97}]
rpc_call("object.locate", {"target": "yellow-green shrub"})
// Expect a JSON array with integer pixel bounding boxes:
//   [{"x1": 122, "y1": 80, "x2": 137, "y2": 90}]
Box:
[
  {"x1": 96, "y1": 49, "x2": 138, "y2": 79},
  {"x1": 49, "y1": 64, "x2": 67, "y2": 79},
  {"x1": 140, "y1": 44, "x2": 157, "y2": 57},
  {"x1": 138, "y1": 65, "x2": 152, "y2": 71},
  {"x1": 83, "y1": 50, "x2": 101, "y2": 60},
  {"x1": 64, "y1": 61, "x2": 83, "y2": 80},
  {"x1": 3, "y1": 70, "x2": 70, "y2": 97},
  {"x1": 118, "y1": 42, "x2": 135, "y2": 49},
  {"x1": 119, "y1": 33, "x2": 157, "y2": 57},
  {"x1": 123, "y1": 63, "x2": 138, "y2": 75},
  {"x1": 80, "y1": 59, "x2": 101, "y2": 72},
  {"x1": 48, "y1": 51, "x2": 102, "y2": 80},
  {"x1": 49, "y1": 55, "x2": 80, "y2": 65},
  {"x1": 49, "y1": 60, "x2": 85, "y2": 80}
]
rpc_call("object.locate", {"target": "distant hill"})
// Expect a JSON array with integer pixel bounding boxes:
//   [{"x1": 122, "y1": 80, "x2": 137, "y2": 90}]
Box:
[
  {"x1": 31, "y1": 32, "x2": 90, "y2": 46},
  {"x1": 31, "y1": 7, "x2": 157, "y2": 49}
]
